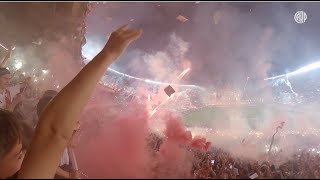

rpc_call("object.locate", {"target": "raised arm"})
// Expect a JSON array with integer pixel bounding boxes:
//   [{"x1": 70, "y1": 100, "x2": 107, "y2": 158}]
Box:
[
  {"x1": 18, "y1": 25, "x2": 142, "y2": 178},
  {"x1": 0, "y1": 47, "x2": 15, "y2": 68}
]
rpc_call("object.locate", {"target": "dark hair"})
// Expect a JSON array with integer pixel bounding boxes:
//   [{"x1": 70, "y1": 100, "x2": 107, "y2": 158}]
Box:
[
  {"x1": 0, "y1": 109, "x2": 22, "y2": 159},
  {"x1": 36, "y1": 90, "x2": 58, "y2": 117},
  {"x1": 42, "y1": 90, "x2": 58, "y2": 99},
  {"x1": 36, "y1": 96, "x2": 54, "y2": 117},
  {"x1": 0, "y1": 67, "x2": 10, "y2": 77}
]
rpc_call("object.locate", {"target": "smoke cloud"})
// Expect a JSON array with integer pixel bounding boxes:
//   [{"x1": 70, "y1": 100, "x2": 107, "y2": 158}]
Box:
[{"x1": 74, "y1": 91, "x2": 211, "y2": 178}]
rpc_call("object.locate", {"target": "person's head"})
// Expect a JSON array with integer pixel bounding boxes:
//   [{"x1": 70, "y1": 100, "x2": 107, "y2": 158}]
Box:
[
  {"x1": 25, "y1": 77, "x2": 32, "y2": 84},
  {"x1": 0, "y1": 109, "x2": 24, "y2": 178},
  {"x1": 36, "y1": 90, "x2": 58, "y2": 117},
  {"x1": 19, "y1": 74, "x2": 25, "y2": 82},
  {"x1": 0, "y1": 68, "x2": 11, "y2": 89},
  {"x1": 201, "y1": 158, "x2": 211, "y2": 168},
  {"x1": 260, "y1": 166, "x2": 267, "y2": 176},
  {"x1": 36, "y1": 96, "x2": 54, "y2": 117},
  {"x1": 42, "y1": 90, "x2": 58, "y2": 99}
]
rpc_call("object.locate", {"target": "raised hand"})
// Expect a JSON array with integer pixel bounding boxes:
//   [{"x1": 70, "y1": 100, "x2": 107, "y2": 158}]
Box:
[
  {"x1": 102, "y1": 24, "x2": 142, "y2": 61},
  {"x1": 17, "y1": 24, "x2": 143, "y2": 179}
]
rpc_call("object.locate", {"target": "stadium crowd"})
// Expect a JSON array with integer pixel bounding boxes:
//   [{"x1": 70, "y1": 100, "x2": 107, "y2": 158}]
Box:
[
  {"x1": 1, "y1": 24, "x2": 320, "y2": 179},
  {"x1": 147, "y1": 132, "x2": 320, "y2": 179}
]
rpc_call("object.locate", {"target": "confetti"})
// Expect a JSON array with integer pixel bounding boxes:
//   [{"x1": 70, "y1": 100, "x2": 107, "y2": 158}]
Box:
[
  {"x1": 176, "y1": 15, "x2": 188, "y2": 22},
  {"x1": 164, "y1": 85, "x2": 176, "y2": 97}
]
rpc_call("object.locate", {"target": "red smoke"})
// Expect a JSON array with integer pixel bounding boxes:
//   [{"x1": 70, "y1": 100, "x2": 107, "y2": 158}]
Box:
[
  {"x1": 163, "y1": 114, "x2": 211, "y2": 151},
  {"x1": 74, "y1": 91, "x2": 211, "y2": 178},
  {"x1": 75, "y1": 107, "x2": 150, "y2": 178},
  {"x1": 152, "y1": 114, "x2": 211, "y2": 178}
]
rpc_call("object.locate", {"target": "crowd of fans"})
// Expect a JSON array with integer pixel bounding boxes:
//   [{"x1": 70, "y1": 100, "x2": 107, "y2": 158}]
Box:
[
  {"x1": 147, "y1": 132, "x2": 320, "y2": 179},
  {"x1": 193, "y1": 147, "x2": 320, "y2": 179},
  {"x1": 1, "y1": 24, "x2": 320, "y2": 179},
  {"x1": 0, "y1": 47, "x2": 80, "y2": 178}
]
